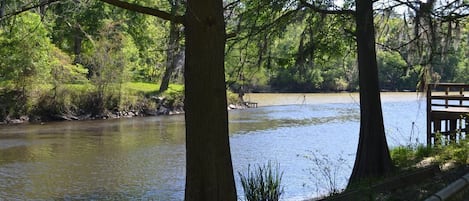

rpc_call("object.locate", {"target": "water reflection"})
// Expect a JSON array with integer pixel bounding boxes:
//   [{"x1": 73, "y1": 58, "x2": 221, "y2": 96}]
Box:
[{"x1": 0, "y1": 93, "x2": 426, "y2": 200}]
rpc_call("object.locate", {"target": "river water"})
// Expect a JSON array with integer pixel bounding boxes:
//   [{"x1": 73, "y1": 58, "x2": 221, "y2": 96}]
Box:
[{"x1": 0, "y1": 93, "x2": 427, "y2": 200}]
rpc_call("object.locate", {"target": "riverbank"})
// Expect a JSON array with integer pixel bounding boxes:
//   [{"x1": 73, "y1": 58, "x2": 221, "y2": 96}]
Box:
[
  {"x1": 0, "y1": 86, "x2": 251, "y2": 125},
  {"x1": 307, "y1": 139, "x2": 469, "y2": 201},
  {"x1": 0, "y1": 82, "x2": 185, "y2": 125},
  {"x1": 1, "y1": 91, "x2": 423, "y2": 125},
  {"x1": 309, "y1": 163, "x2": 469, "y2": 201}
]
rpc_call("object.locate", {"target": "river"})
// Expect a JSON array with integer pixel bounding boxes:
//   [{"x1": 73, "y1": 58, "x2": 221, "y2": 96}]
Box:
[{"x1": 0, "y1": 92, "x2": 427, "y2": 200}]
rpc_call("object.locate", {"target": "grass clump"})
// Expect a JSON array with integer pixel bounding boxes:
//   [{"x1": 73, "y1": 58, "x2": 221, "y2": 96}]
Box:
[
  {"x1": 390, "y1": 144, "x2": 438, "y2": 169},
  {"x1": 390, "y1": 138, "x2": 469, "y2": 170},
  {"x1": 390, "y1": 146, "x2": 417, "y2": 168},
  {"x1": 227, "y1": 90, "x2": 243, "y2": 105},
  {"x1": 238, "y1": 161, "x2": 284, "y2": 201},
  {"x1": 436, "y1": 140, "x2": 469, "y2": 164},
  {"x1": 159, "y1": 85, "x2": 184, "y2": 109}
]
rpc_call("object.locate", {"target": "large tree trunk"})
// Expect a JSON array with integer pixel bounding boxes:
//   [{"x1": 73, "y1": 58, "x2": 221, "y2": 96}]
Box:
[
  {"x1": 349, "y1": 0, "x2": 393, "y2": 185},
  {"x1": 184, "y1": 0, "x2": 237, "y2": 200},
  {"x1": 159, "y1": 0, "x2": 181, "y2": 93}
]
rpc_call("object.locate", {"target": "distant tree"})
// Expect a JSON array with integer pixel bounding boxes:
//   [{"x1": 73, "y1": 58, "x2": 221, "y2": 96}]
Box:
[
  {"x1": 159, "y1": 0, "x2": 183, "y2": 93},
  {"x1": 376, "y1": 0, "x2": 469, "y2": 87},
  {"x1": 82, "y1": 21, "x2": 138, "y2": 114},
  {"x1": 0, "y1": 12, "x2": 53, "y2": 118}
]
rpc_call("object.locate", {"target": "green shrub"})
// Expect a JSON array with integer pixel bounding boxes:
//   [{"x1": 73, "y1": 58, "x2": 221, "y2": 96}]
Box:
[
  {"x1": 437, "y1": 139, "x2": 469, "y2": 164},
  {"x1": 160, "y1": 85, "x2": 184, "y2": 109},
  {"x1": 227, "y1": 90, "x2": 242, "y2": 105},
  {"x1": 390, "y1": 146, "x2": 415, "y2": 168},
  {"x1": 415, "y1": 144, "x2": 434, "y2": 159},
  {"x1": 238, "y1": 161, "x2": 284, "y2": 201},
  {"x1": 0, "y1": 89, "x2": 28, "y2": 120}
]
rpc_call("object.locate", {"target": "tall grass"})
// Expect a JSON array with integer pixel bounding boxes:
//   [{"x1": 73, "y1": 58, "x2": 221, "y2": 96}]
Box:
[
  {"x1": 238, "y1": 161, "x2": 284, "y2": 201},
  {"x1": 390, "y1": 137, "x2": 469, "y2": 169}
]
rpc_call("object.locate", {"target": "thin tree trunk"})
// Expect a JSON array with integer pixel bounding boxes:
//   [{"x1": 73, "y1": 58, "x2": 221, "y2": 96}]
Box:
[
  {"x1": 349, "y1": 0, "x2": 393, "y2": 185},
  {"x1": 40, "y1": 0, "x2": 47, "y2": 19},
  {"x1": 73, "y1": 24, "x2": 83, "y2": 64},
  {"x1": 159, "y1": 0, "x2": 181, "y2": 93},
  {"x1": 184, "y1": 0, "x2": 237, "y2": 200},
  {"x1": 0, "y1": 0, "x2": 5, "y2": 19}
]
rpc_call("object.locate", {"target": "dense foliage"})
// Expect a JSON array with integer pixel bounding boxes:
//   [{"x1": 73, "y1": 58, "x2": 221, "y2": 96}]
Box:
[{"x1": 0, "y1": 1, "x2": 181, "y2": 121}]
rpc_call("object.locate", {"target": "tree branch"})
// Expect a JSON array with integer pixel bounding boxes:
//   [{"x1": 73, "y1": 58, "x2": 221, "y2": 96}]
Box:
[
  {"x1": 299, "y1": 0, "x2": 355, "y2": 16},
  {"x1": 100, "y1": 0, "x2": 184, "y2": 24},
  {"x1": 390, "y1": 0, "x2": 418, "y2": 12},
  {"x1": 0, "y1": 0, "x2": 61, "y2": 21}
]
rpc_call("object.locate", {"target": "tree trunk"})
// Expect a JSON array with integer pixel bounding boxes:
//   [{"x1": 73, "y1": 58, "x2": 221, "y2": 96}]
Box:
[
  {"x1": 40, "y1": 0, "x2": 47, "y2": 19},
  {"x1": 73, "y1": 24, "x2": 83, "y2": 64},
  {"x1": 0, "y1": 0, "x2": 5, "y2": 19},
  {"x1": 159, "y1": 0, "x2": 181, "y2": 93},
  {"x1": 184, "y1": 0, "x2": 237, "y2": 200},
  {"x1": 349, "y1": 0, "x2": 393, "y2": 185}
]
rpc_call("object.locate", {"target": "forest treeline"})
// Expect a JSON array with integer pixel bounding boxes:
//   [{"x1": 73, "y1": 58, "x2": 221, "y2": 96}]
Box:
[{"x1": 0, "y1": 0, "x2": 468, "y2": 122}]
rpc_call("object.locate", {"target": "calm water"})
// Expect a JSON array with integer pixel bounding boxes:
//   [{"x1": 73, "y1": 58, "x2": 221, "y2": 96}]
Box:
[{"x1": 0, "y1": 93, "x2": 427, "y2": 200}]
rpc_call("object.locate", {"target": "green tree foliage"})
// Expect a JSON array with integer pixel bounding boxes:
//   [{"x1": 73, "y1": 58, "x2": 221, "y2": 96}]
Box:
[
  {"x1": 377, "y1": 51, "x2": 419, "y2": 91},
  {"x1": 0, "y1": 12, "x2": 52, "y2": 118},
  {"x1": 453, "y1": 19, "x2": 469, "y2": 82},
  {"x1": 122, "y1": 4, "x2": 170, "y2": 82},
  {"x1": 82, "y1": 21, "x2": 138, "y2": 114},
  {"x1": 225, "y1": 1, "x2": 357, "y2": 92}
]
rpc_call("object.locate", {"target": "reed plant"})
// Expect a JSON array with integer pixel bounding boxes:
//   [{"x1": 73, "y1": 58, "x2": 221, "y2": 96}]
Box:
[{"x1": 238, "y1": 161, "x2": 284, "y2": 201}]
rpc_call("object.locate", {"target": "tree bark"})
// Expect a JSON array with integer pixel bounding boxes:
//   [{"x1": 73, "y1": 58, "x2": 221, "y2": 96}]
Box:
[
  {"x1": 349, "y1": 0, "x2": 393, "y2": 185},
  {"x1": 159, "y1": 0, "x2": 181, "y2": 93},
  {"x1": 0, "y1": 0, "x2": 5, "y2": 19},
  {"x1": 73, "y1": 24, "x2": 83, "y2": 65},
  {"x1": 184, "y1": 0, "x2": 237, "y2": 200}
]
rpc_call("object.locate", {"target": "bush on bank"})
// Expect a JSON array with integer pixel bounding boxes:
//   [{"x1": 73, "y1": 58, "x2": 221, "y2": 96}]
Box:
[
  {"x1": 0, "y1": 82, "x2": 184, "y2": 123},
  {"x1": 0, "y1": 82, "x2": 245, "y2": 123}
]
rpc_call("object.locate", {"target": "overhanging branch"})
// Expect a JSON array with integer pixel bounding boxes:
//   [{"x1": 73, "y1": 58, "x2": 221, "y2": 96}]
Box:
[
  {"x1": 299, "y1": 0, "x2": 355, "y2": 16},
  {"x1": 100, "y1": 0, "x2": 184, "y2": 24},
  {"x1": 0, "y1": 0, "x2": 61, "y2": 21}
]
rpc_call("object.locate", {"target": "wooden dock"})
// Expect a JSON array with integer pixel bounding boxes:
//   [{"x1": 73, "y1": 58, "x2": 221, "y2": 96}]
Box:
[
  {"x1": 427, "y1": 83, "x2": 469, "y2": 146},
  {"x1": 243, "y1": 101, "x2": 258, "y2": 108}
]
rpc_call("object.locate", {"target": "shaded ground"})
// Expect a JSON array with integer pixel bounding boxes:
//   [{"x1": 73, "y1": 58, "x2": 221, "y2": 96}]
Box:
[
  {"x1": 311, "y1": 164, "x2": 469, "y2": 201},
  {"x1": 378, "y1": 165, "x2": 469, "y2": 201}
]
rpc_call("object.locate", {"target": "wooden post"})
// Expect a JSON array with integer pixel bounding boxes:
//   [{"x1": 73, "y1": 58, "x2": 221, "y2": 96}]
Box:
[
  {"x1": 434, "y1": 119, "x2": 441, "y2": 145},
  {"x1": 445, "y1": 86, "x2": 449, "y2": 108},
  {"x1": 427, "y1": 84, "x2": 432, "y2": 146},
  {"x1": 460, "y1": 87, "x2": 464, "y2": 106},
  {"x1": 450, "y1": 119, "x2": 457, "y2": 142}
]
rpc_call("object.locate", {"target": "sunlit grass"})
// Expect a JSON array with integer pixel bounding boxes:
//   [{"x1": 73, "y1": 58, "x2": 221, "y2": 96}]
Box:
[
  {"x1": 390, "y1": 137, "x2": 469, "y2": 169},
  {"x1": 123, "y1": 82, "x2": 183, "y2": 95},
  {"x1": 123, "y1": 82, "x2": 159, "y2": 94}
]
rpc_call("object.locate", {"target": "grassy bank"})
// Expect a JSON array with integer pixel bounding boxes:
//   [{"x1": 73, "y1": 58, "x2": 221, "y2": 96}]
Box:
[
  {"x1": 0, "y1": 82, "x2": 184, "y2": 123},
  {"x1": 318, "y1": 140, "x2": 469, "y2": 201},
  {"x1": 0, "y1": 82, "x2": 244, "y2": 123}
]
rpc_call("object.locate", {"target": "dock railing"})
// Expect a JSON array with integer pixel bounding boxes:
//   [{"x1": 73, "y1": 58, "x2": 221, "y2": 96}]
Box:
[{"x1": 427, "y1": 83, "x2": 469, "y2": 146}]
